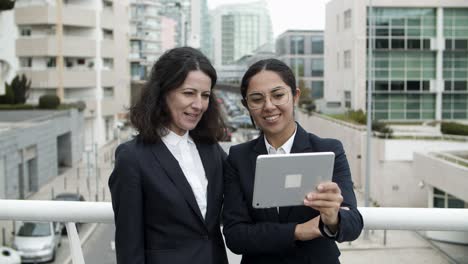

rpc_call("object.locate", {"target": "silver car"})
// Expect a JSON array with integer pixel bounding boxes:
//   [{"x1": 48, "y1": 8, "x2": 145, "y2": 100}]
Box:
[{"x1": 12, "y1": 221, "x2": 62, "y2": 263}]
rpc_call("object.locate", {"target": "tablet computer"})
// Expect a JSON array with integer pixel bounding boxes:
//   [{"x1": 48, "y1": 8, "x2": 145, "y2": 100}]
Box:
[{"x1": 252, "y1": 152, "x2": 335, "y2": 209}]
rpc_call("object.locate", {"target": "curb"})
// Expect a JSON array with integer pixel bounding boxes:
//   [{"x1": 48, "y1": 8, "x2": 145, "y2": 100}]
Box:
[{"x1": 63, "y1": 223, "x2": 99, "y2": 264}]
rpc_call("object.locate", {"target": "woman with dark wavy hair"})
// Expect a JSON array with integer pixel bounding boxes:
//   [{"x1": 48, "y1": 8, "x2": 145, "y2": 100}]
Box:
[{"x1": 109, "y1": 47, "x2": 228, "y2": 264}]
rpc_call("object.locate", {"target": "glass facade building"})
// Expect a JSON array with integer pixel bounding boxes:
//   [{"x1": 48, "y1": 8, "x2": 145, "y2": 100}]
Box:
[
  {"x1": 276, "y1": 30, "x2": 324, "y2": 100},
  {"x1": 367, "y1": 7, "x2": 468, "y2": 120}
]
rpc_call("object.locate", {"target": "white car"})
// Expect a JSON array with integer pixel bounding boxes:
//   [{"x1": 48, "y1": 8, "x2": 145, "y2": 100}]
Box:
[
  {"x1": 0, "y1": 246, "x2": 21, "y2": 264},
  {"x1": 12, "y1": 221, "x2": 62, "y2": 263}
]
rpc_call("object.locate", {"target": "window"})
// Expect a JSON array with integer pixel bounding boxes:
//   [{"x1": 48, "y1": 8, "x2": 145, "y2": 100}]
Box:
[
  {"x1": 311, "y1": 59, "x2": 324, "y2": 77},
  {"x1": 103, "y1": 29, "x2": 114, "y2": 40},
  {"x1": 391, "y1": 39, "x2": 404, "y2": 49},
  {"x1": 290, "y1": 36, "x2": 304, "y2": 54},
  {"x1": 344, "y1": 50, "x2": 351, "y2": 68},
  {"x1": 103, "y1": 58, "x2": 114, "y2": 70},
  {"x1": 433, "y1": 188, "x2": 467, "y2": 209},
  {"x1": 103, "y1": 87, "x2": 114, "y2": 98},
  {"x1": 311, "y1": 81, "x2": 323, "y2": 99},
  {"x1": 344, "y1": 91, "x2": 351, "y2": 108},
  {"x1": 327, "y1": 102, "x2": 341, "y2": 108},
  {"x1": 47, "y1": 57, "x2": 56, "y2": 68},
  {"x1": 344, "y1": 9, "x2": 352, "y2": 29},
  {"x1": 311, "y1": 36, "x2": 323, "y2": 54},
  {"x1": 20, "y1": 57, "x2": 32, "y2": 68},
  {"x1": 19, "y1": 27, "x2": 31, "y2": 36}
]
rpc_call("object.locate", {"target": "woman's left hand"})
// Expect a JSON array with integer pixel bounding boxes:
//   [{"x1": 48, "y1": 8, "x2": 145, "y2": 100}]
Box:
[{"x1": 303, "y1": 182, "x2": 343, "y2": 233}]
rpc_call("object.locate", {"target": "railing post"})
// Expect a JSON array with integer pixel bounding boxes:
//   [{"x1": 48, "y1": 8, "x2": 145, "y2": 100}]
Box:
[{"x1": 65, "y1": 222, "x2": 85, "y2": 264}]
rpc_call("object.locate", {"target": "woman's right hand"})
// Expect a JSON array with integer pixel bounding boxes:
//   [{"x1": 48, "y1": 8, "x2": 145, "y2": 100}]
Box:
[{"x1": 294, "y1": 216, "x2": 322, "y2": 241}]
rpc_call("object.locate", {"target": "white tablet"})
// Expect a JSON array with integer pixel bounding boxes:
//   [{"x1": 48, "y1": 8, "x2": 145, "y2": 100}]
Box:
[{"x1": 252, "y1": 152, "x2": 335, "y2": 209}]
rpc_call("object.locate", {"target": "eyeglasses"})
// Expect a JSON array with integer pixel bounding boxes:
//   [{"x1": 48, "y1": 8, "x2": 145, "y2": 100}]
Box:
[{"x1": 245, "y1": 87, "x2": 290, "y2": 110}]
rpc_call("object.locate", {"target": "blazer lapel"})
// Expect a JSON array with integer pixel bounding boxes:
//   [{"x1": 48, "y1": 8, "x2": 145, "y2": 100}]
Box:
[
  {"x1": 150, "y1": 141, "x2": 206, "y2": 226},
  {"x1": 279, "y1": 124, "x2": 315, "y2": 222},
  {"x1": 195, "y1": 142, "x2": 215, "y2": 227}
]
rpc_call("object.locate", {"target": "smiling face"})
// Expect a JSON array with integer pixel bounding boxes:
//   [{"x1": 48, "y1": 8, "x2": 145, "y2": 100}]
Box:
[
  {"x1": 166, "y1": 70, "x2": 212, "y2": 136},
  {"x1": 246, "y1": 70, "x2": 300, "y2": 145}
]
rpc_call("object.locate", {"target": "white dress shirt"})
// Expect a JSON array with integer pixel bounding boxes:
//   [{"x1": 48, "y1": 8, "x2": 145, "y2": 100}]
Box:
[{"x1": 162, "y1": 130, "x2": 208, "y2": 219}]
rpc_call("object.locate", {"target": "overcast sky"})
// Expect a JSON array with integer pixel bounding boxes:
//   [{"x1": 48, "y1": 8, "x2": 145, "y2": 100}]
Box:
[{"x1": 207, "y1": 0, "x2": 329, "y2": 37}]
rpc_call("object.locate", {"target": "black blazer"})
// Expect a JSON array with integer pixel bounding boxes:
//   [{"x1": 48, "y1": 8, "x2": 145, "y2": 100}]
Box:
[
  {"x1": 223, "y1": 124, "x2": 363, "y2": 264},
  {"x1": 109, "y1": 137, "x2": 228, "y2": 264}
]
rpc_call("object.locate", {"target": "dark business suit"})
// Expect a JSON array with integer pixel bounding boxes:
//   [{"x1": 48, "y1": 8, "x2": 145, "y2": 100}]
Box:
[
  {"x1": 109, "y1": 137, "x2": 228, "y2": 264},
  {"x1": 223, "y1": 124, "x2": 363, "y2": 264}
]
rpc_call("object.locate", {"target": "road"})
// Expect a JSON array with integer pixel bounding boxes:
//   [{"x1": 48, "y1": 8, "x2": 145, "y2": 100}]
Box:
[{"x1": 82, "y1": 224, "x2": 116, "y2": 264}]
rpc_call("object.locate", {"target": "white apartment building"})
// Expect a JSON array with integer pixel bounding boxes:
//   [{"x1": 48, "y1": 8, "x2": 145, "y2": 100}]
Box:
[
  {"x1": 325, "y1": 0, "x2": 468, "y2": 121},
  {"x1": 211, "y1": 0, "x2": 273, "y2": 67},
  {"x1": 13, "y1": 0, "x2": 130, "y2": 147},
  {"x1": 0, "y1": 8, "x2": 18, "y2": 94},
  {"x1": 129, "y1": 0, "x2": 162, "y2": 81}
]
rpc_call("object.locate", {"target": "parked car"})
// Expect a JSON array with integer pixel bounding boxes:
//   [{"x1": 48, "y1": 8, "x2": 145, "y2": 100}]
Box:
[
  {"x1": 12, "y1": 221, "x2": 62, "y2": 263},
  {"x1": 0, "y1": 246, "x2": 21, "y2": 264},
  {"x1": 228, "y1": 115, "x2": 254, "y2": 129},
  {"x1": 53, "y1": 193, "x2": 85, "y2": 234}
]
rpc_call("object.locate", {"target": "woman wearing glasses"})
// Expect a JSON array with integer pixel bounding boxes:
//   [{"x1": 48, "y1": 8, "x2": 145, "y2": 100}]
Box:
[{"x1": 222, "y1": 59, "x2": 363, "y2": 264}]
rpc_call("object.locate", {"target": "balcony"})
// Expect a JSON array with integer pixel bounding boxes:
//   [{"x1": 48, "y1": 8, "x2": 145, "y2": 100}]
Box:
[
  {"x1": 1, "y1": 200, "x2": 467, "y2": 264},
  {"x1": 16, "y1": 37, "x2": 96, "y2": 57},
  {"x1": 15, "y1": 6, "x2": 96, "y2": 27},
  {"x1": 18, "y1": 69, "x2": 97, "y2": 88}
]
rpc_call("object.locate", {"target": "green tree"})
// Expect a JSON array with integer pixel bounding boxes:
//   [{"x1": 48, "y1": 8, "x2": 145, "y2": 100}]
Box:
[{"x1": 10, "y1": 74, "x2": 31, "y2": 104}]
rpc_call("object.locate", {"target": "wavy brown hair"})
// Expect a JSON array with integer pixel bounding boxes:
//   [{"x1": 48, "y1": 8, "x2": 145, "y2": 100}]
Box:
[{"x1": 130, "y1": 47, "x2": 225, "y2": 144}]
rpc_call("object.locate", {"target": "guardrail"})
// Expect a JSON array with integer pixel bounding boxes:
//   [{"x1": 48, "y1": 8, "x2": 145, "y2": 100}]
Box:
[{"x1": 1, "y1": 200, "x2": 468, "y2": 264}]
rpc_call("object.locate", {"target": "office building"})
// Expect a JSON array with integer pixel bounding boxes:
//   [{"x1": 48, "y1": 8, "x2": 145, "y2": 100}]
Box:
[
  {"x1": 276, "y1": 30, "x2": 325, "y2": 100},
  {"x1": 211, "y1": 0, "x2": 273, "y2": 66},
  {"x1": 14, "y1": 0, "x2": 130, "y2": 146},
  {"x1": 325, "y1": 0, "x2": 468, "y2": 121}
]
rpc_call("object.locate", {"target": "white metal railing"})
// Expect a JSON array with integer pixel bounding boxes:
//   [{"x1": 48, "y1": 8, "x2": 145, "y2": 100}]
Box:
[{"x1": 1, "y1": 200, "x2": 468, "y2": 264}]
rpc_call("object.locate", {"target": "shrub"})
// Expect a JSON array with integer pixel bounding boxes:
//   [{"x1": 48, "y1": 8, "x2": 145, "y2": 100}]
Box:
[
  {"x1": 73, "y1": 100, "x2": 86, "y2": 112},
  {"x1": 441, "y1": 122, "x2": 468, "y2": 136},
  {"x1": 10, "y1": 74, "x2": 31, "y2": 104},
  {"x1": 38, "y1": 94, "x2": 60, "y2": 109},
  {"x1": 0, "y1": 82, "x2": 15, "y2": 104},
  {"x1": 372, "y1": 120, "x2": 393, "y2": 137},
  {"x1": 346, "y1": 109, "x2": 366, "y2": 125}
]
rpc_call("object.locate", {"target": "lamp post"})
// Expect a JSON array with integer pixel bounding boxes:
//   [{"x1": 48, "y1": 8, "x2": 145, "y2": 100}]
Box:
[{"x1": 364, "y1": 0, "x2": 374, "y2": 239}]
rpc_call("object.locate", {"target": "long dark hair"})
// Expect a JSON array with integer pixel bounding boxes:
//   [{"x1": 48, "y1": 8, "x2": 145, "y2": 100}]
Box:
[
  {"x1": 240, "y1": 58, "x2": 297, "y2": 102},
  {"x1": 130, "y1": 47, "x2": 225, "y2": 144}
]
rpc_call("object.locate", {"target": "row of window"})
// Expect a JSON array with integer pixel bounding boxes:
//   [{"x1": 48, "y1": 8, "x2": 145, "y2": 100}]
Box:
[
  {"x1": 19, "y1": 57, "x2": 114, "y2": 69},
  {"x1": 368, "y1": 92, "x2": 468, "y2": 120},
  {"x1": 372, "y1": 38, "x2": 430, "y2": 50},
  {"x1": 373, "y1": 81, "x2": 430, "y2": 92},
  {"x1": 276, "y1": 36, "x2": 324, "y2": 56}
]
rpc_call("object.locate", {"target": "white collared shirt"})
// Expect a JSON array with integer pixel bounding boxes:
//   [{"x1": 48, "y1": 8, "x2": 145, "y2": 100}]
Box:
[
  {"x1": 162, "y1": 130, "x2": 208, "y2": 219},
  {"x1": 264, "y1": 126, "x2": 297, "y2": 155}
]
